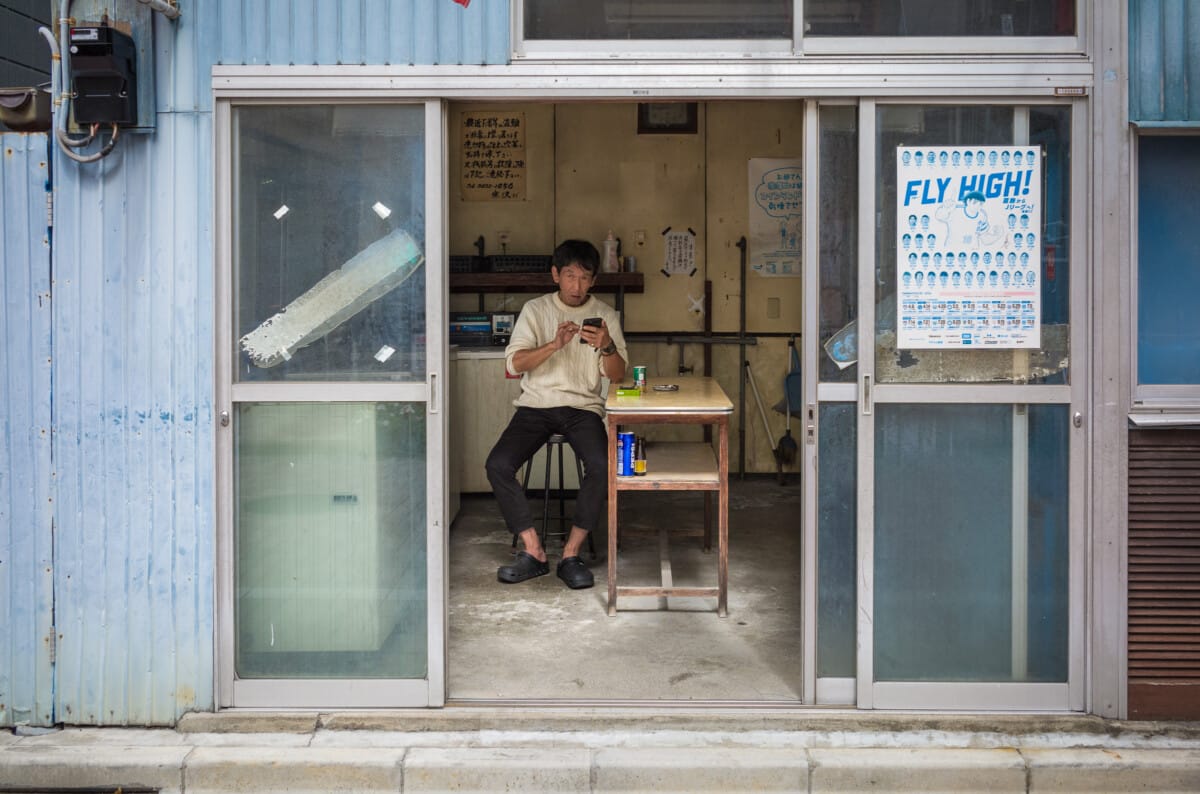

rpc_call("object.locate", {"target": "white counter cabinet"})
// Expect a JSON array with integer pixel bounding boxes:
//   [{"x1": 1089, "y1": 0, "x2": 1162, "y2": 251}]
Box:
[{"x1": 450, "y1": 348, "x2": 581, "y2": 494}]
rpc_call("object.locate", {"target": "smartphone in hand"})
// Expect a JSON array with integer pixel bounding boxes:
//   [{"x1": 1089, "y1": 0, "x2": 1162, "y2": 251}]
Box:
[{"x1": 579, "y1": 316, "x2": 602, "y2": 343}]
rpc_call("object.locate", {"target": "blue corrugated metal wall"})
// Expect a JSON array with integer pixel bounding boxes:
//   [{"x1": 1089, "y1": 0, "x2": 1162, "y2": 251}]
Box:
[
  {"x1": 213, "y1": 0, "x2": 509, "y2": 69},
  {"x1": 52, "y1": 114, "x2": 216, "y2": 725},
  {"x1": 1130, "y1": 0, "x2": 1200, "y2": 125},
  {"x1": 0, "y1": 133, "x2": 55, "y2": 728},
  {"x1": 38, "y1": 0, "x2": 505, "y2": 724}
]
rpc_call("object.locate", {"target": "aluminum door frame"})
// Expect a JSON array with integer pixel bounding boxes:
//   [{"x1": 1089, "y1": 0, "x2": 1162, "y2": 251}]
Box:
[
  {"x1": 853, "y1": 98, "x2": 1088, "y2": 711},
  {"x1": 214, "y1": 98, "x2": 448, "y2": 709}
]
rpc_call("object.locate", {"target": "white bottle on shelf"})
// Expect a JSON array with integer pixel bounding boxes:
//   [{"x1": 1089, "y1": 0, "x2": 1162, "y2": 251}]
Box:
[{"x1": 601, "y1": 230, "x2": 620, "y2": 274}]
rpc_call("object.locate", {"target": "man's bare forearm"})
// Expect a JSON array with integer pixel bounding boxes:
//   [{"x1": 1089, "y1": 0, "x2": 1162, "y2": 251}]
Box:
[
  {"x1": 510, "y1": 341, "x2": 561, "y2": 374},
  {"x1": 602, "y1": 351, "x2": 626, "y2": 382}
]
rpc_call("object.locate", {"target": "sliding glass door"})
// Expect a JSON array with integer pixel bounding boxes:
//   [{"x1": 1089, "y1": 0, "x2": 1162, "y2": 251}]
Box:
[
  {"x1": 811, "y1": 101, "x2": 1085, "y2": 709},
  {"x1": 858, "y1": 102, "x2": 1084, "y2": 709},
  {"x1": 216, "y1": 101, "x2": 447, "y2": 707}
]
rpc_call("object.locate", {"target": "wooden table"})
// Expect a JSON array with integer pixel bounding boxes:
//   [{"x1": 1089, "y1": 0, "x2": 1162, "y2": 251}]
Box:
[{"x1": 605, "y1": 376, "x2": 733, "y2": 617}]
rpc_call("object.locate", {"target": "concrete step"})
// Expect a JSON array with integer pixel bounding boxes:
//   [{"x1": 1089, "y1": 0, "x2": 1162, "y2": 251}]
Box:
[{"x1": 4, "y1": 711, "x2": 1200, "y2": 793}]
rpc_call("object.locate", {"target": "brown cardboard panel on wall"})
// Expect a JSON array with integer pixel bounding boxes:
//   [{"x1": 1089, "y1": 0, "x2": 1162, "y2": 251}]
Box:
[
  {"x1": 555, "y1": 102, "x2": 706, "y2": 334},
  {"x1": 705, "y1": 101, "x2": 805, "y2": 335}
]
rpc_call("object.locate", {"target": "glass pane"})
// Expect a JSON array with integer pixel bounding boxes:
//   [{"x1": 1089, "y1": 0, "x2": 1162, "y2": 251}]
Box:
[
  {"x1": 524, "y1": 0, "x2": 791, "y2": 40},
  {"x1": 1138, "y1": 136, "x2": 1200, "y2": 385},
  {"x1": 875, "y1": 105, "x2": 1071, "y2": 385},
  {"x1": 806, "y1": 1, "x2": 1075, "y2": 37},
  {"x1": 235, "y1": 402, "x2": 427, "y2": 678},
  {"x1": 873, "y1": 403, "x2": 1068, "y2": 682},
  {"x1": 818, "y1": 402, "x2": 857, "y2": 678},
  {"x1": 234, "y1": 106, "x2": 427, "y2": 383},
  {"x1": 1031, "y1": 105, "x2": 1072, "y2": 384},
  {"x1": 818, "y1": 105, "x2": 860, "y2": 383}
]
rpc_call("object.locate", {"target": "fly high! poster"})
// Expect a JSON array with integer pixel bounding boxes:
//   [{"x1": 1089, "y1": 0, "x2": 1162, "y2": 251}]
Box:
[{"x1": 896, "y1": 146, "x2": 1042, "y2": 349}]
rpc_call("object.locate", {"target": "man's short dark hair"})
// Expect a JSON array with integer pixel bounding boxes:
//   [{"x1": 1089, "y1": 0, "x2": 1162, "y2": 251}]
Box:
[{"x1": 552, "y1": 239, "x2": 600, "y2": 275}]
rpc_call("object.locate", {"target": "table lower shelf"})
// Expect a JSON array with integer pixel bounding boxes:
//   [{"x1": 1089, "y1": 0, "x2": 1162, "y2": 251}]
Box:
[
  {"x1": 614, "y1": 442, "x2": 718, "y2": 489},
  {"x1": 607, "y1": 427, "x2": 729, "y2": 618}
]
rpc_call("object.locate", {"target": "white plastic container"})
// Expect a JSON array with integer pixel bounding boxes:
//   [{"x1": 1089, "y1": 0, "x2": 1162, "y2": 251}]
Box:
[{"x1": 601, "y1": 230, "x2": 620, "y2": 273}]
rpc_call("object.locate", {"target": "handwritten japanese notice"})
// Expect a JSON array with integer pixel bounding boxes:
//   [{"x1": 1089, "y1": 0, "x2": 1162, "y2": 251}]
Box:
[
  {"x1": 461, "y1": 111, "x2": 526, "y2": 201},
  {"x1": 662, "y1": 229, "x2": 696, "y2": 276}
]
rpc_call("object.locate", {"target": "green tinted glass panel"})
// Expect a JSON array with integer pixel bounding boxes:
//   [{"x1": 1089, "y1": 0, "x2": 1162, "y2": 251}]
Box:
[
  {"x1": 235, "y1": 402, "x2": 427, "y2": 679},
  {"x1": 818, "y1": 403, "x2": 857, "y2": 678},
  {"x1": 873, "y1": 403, "x2": 1068, "y2": 682},
  {"x1": 818, "y1": 105, "x2": 860, "y2": 383}
]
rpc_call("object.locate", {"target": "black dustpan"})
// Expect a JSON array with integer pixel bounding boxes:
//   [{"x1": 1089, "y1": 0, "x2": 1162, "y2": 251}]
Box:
[
  {"x1": 773, "y1": 336, "x2": 803, "y2": 419},
  {"x1": 776, "y1": 339, "x2": 800, "y2": 466}
]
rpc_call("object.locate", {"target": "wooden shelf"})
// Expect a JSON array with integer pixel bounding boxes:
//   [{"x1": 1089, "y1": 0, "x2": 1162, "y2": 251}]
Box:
[
  {"x1": 613, "y1": 442, "x2": 719, "y2": 490},
  {"x1": 449, "y1": 272, "x2": 644, "y2": 294}
]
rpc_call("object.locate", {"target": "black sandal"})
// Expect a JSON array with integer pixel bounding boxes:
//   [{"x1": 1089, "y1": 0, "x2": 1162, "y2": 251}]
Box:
[
  {"x1": 497, "y1": 551, "x2": 550, "y2": 583},
  {"x1": 556, "y1": 556, "x2": 594, "y2": 589}
]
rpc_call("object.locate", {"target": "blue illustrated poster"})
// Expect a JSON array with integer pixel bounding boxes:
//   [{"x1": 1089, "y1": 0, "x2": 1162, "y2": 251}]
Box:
[
  {"x1": 896, "y1": 146, "x2": 1042, "y2": 349},
  {"x1": 749, "y1": 158, "x2": 803, "y2": 278}
]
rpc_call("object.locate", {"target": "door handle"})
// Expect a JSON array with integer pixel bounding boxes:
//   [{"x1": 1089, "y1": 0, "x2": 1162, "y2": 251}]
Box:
[
  {"x1": 862, "y1": 373, "x2": 872, "y2": 416},
  {"x1": 429, "y1": 372, "x2": 439, "y2": 414}
]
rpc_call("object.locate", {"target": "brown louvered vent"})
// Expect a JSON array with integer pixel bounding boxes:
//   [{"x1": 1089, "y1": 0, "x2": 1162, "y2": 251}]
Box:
[{"x1": 1128, "y1": 428, "x2": 1200, "y2": 720}]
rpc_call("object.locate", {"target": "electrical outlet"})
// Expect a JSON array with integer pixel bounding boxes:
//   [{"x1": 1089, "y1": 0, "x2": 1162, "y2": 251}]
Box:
[
  {"x1": 634, "y1": 229, "x2": 646, "y2": 246},
  {"x1": 497, "y1": 230, "x2": 511, "y2": 247},
  {"x1": 767, "y1": 297, "x2": 781, "y2": 319}
]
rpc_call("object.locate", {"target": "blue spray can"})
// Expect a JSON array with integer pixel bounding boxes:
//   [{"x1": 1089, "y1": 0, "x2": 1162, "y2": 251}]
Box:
[{"x1": 617, "y1": 431, "x2": 635, "y2": 476}]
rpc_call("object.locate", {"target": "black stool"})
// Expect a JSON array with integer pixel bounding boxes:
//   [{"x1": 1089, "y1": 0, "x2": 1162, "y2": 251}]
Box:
[{"x1": 512, "y1": 434, "x2": 596, "y2": 560}]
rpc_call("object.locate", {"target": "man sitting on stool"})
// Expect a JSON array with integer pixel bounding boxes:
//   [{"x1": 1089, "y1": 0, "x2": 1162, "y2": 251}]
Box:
[{"x1": 486, "y1": 239, "x2": 627, "y2": 589}]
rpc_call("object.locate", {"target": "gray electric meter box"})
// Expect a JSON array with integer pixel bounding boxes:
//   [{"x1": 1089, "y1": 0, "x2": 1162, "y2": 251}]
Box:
[{"x1": 69, "y1": 25, "x2": 138, "y2": 125}]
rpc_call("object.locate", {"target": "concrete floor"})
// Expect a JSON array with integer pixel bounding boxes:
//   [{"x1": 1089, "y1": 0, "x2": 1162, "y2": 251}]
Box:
[{"x1": 447, "y1": 476, "x2": 805, "y2": 702}]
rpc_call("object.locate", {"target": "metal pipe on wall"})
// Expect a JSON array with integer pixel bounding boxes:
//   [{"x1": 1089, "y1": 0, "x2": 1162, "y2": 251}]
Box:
[
  {"x1": 136, "y1": 0, "x2": 180, "y2": 18},
  {"x1": 704, "y1": 280, "x2": 712, "y2": 444},
  {"x1": 736, "y1": 236, "x2": 747, "y2": 479}
]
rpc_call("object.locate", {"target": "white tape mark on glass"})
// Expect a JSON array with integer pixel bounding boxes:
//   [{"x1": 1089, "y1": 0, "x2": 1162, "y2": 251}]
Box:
[
  {"x1": 375, "y1": 344, "x2": 396, "y2": 363},
  {"x1": 273, "y1": 204, "x2": 289, "y2": 220},
  {"x1": 372, "y1": 201, "x2": 392, "y2": 219}
]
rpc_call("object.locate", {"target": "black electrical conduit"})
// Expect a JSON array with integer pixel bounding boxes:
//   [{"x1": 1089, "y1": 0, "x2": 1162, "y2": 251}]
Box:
[{"x1": 622, "y1": 236, "x2": 799, "y2": 477}]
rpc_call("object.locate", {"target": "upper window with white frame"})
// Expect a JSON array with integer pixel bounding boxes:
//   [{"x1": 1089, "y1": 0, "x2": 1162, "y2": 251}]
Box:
[
  {"x1": 515, "y1": 0, "x2": 1080, "y2": 59},
  {"x1": 804, "y1": 0, "x2": 1075, "y2": 36}
]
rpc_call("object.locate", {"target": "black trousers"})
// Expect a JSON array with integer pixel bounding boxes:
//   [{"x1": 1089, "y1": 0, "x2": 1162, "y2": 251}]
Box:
[{"x1": 485, "y1": 406, "x2": 608, "y2": 537}]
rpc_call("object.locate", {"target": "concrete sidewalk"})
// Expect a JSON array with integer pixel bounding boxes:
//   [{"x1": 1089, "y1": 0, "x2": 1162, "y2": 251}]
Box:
[{"x1": 3, "y1": 709, "x2": 1200, "y2": 792}]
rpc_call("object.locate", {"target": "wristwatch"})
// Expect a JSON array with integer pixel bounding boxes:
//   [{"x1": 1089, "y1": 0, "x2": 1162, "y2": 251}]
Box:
[{"x1": 599, "y1": 340, "x2": 618, "y2": 356}]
